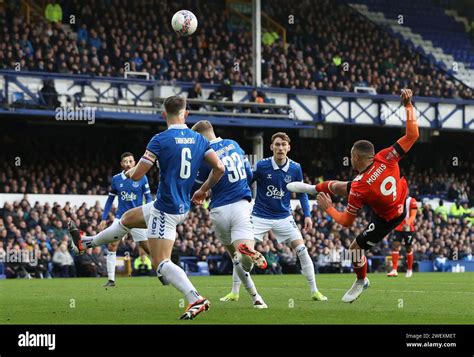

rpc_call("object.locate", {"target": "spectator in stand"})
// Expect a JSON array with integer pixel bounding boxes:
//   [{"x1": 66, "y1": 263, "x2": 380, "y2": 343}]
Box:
[
  {"x1": 92, "y1": 246, "x2": 107, "y2": 277},
  {"x1": 435, "y1": 200, "x2": 449, "y2": 221},
  {"x1": 262, "y1": 244, "x2": 282, "y2": 274},
  {"x1": 450, "y1": 201, "x2": 464, "y2": 218},
  {"x1": 187, "y1": 82, "x2": 203, "y2": 110},
  {"x1": 133, "y1": 251, "x2": 152, "y2": 276},
  {"x1": 37, "y1": 246, "x2": 52, "y2": 278},
  {"x1": 75, "y1": 248, "x2": 98, "y2": 277},
  {"x1": 52, "y1": 243, "x2": 74, "y2": 277},
  {"x1": 0, "y1": 0, "x2": 472, "y2": 98},
  {"x1": 45, "y1": 0, "x2": 63, "y2": 24}
]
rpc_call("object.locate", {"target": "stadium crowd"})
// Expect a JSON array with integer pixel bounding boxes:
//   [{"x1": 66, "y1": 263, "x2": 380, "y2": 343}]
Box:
[
  {"x1": 0, "y1": 0, "x2": 471, "y2": 99},
  {"x1": 1, "y1": 192, "x2": 472, "y2": 278}
]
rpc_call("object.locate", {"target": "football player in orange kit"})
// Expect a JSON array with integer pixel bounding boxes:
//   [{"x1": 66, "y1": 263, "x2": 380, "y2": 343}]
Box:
[
  {"x1": 287, "y1": 89, "x2": 419, "y2": 302},
  {"x1": 387, "y1": 196, "x2": 418, "y2": 278}
]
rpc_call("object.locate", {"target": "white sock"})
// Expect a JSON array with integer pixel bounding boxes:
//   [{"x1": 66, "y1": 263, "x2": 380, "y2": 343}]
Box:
[
  {"x1": 295, "y1": 244, "x2": 318, "y2": 293},
  {"x1": 84, "y1": 220, "x2": 129, "y2": 247},
  {"x1": 233, "y1": 259, "x2": 258, "y2": 299},
  {"x1": 107, "y1": 251, "x2": 117, "y2": 281},
  {"x1": 157, "y1": 259, "x2": 202, "y2": 304},
  {"x1": 231, "y1": 265, "x2": 241, "y2": 295},
  {"x1": 286, "y1": 182, "x2": 317, "y2": 195}
]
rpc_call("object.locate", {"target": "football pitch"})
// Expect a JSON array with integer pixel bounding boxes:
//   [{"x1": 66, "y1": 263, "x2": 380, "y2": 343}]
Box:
[{"x1": 1, "y1": 273, "x2": 473, "y2": 325}]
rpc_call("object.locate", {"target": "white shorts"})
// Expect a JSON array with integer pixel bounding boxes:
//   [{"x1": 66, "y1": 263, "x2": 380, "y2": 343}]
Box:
[
  {"x1": 141, "y1": 201, "x2": 153, "y2": 224},
  {"x1": 114, "y1": 203, "x2": 153, "y2": 243},
  {"x1": 210, "y1": 200, "x2": 253, "y2": 246},
  {"x1": 113, "y1": 218, "x2": 147, "y2": 243},
  {"x1": 147, "y1": 206, "x2": 188, "y2": 241},
  {"x1": 252, "y1": 215, "x2": 302, "y2": 244}
]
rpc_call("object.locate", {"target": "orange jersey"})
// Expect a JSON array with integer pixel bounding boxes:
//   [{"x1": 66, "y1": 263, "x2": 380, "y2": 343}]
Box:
[
  {"x1": 347, "y1": 144, "x2": 408, "y2": 221},
  {"x1": 395, "y1": 196, "x2": 417, "y2": 232}
]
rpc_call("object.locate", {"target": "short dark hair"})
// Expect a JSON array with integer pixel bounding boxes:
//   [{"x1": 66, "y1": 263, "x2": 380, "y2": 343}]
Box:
[
  {"x1": 163, "y1": 96, "x2": 186, "y2": 116},
  {"x1": 271, "y1": 132, "x2": 291, "y2": 144},
  {"x1": 120, "y1": 152, "x2": 134, "y2": 161},
  {"x1": 191, "y1": 120, "x2": 213, "y2": 134},
  {"x1": 352, "y1": 140, "x2": 375, "y2": 157}
]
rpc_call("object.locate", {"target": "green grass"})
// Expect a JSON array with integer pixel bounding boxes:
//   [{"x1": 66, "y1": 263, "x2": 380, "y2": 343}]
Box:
[{"x1": 1, "y1": 273, "x2": 473, "y2": 324}]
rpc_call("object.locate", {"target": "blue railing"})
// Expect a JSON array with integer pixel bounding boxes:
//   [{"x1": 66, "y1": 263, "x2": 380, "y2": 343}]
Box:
[{"x1": 1, "y1": 70, "x2": 473, "y2": 130}]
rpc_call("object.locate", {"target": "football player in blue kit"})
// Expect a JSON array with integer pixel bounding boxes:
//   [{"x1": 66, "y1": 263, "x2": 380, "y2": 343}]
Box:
[
  {"x1": 191, "y1": 120, "x2": 268, "y2": 309},
  {"x1": 69, "y1": 96, "x2": 225, "y2": 320},
  {"x1": 99, "y1": 152, "x2": 153, "y2": 287},
  {"x1": 220, "y1": 132, "x2": 328, "y2": 302}
]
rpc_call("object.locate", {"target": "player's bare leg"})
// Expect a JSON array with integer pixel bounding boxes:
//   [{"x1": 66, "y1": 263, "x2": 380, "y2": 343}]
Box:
[
  {"x1": 405, "y1": 245, "x2": 414, "y2": 278},
  {"x1": 342, "y1": 240, "x2": 370, "y2": 303},
  {"x1": 287, "y1": 180, "x2": 350, "y2": 198},
  {"x1": 150, "y1": 239, "x2": 209, "y2": 320},
  {"x1": 70, "y1": 207, "x2": 147, "y2": 253},
  {"x1": 388, "y1": 241, "x2": 401, "y2": 277},
  {"x1": 138, "y1": 240, "x2": 151, "y2": 256},
  {"x1": 104, "y1": 241, "x2": 119, "y2": 287},
  {"x1": 228, "y1": 240, "x2": 267, "y2": 309},
  {"x1": 289, "y1": 238, "x2": 327, "y2": 301}
]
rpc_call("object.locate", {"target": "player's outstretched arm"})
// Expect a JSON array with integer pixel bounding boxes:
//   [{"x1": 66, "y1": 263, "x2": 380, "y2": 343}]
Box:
[
  {"x1": 397, "y1": 89, "x2": 419, "y2": 153},
  {"x1": 192, "y1": 151, "x2": 225, "y2": 205},
  {"x1": 126, "y1": 159, "x2": 153, "y2": 181},
  {"x1": 287, "y1": 180, "x2": 350, "y2": 198},
  {"x1": 317, "y1": 192, "x2": 356, "y2": 227}
]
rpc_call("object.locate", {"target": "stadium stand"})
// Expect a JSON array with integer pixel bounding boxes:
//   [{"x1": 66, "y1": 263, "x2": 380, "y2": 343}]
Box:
[
  {"x1": 0, "y1": 0, "x2": 471, "y2": 98},
  {"x1": 0, "y1": 194, "x2": 472, "y2": 278},
  {"x1": 348, "y1": 0, "x2": 474, "y2": 87}
]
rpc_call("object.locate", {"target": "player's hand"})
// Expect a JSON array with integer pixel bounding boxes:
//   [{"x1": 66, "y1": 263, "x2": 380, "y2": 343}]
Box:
[
  {"x1": 98, "y1": 220, "x2": 107, "y2": 231},
  {"x1": 317, "y1": 192, "x2": 333, "y2": 211},
  {"x1": 400, "y1": 88, "x2": 413, "y2": 106},
  {"x1": 303, "y1": 217, "x2": 313, "y2": 232},
  {"x1": 192, "y1": 189, "x2": 207, "y2": 205},
  {"x1": 403, "y1": 224, "x2": 410, "y2": 232}
]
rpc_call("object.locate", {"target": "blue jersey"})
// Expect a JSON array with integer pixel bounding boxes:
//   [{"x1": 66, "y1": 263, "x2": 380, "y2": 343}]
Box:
[
  {"x1": 252, "y1": 157, "x2": 311, "y2": 219},
  {"x1": 142, "y1": 124, "x2": 213, "y2": 214},
  {"x1": 195, "y1": 137, "x2": 252, "y2": 209},
  {"x1": 106, "y1": 172, "x2": 151, "y2": 219}
]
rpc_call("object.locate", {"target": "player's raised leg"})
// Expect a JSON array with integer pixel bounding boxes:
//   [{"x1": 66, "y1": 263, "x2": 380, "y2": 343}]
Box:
[
  {"x1": 69, "y1": 205, "x2": 148, "y2": 254},
  {"x1": 287, "y1": 180, "x2": 350, "y2": 198}
]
